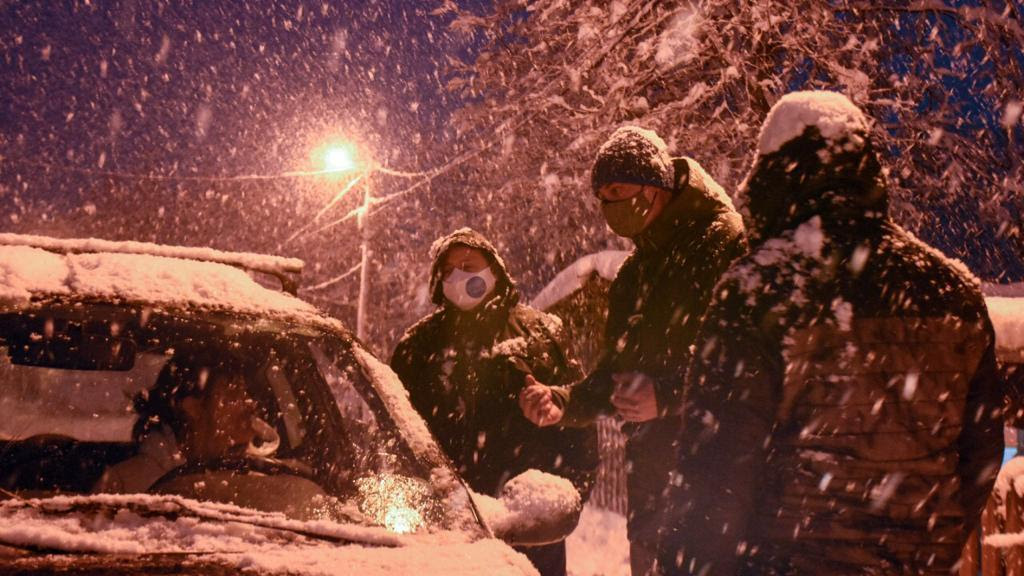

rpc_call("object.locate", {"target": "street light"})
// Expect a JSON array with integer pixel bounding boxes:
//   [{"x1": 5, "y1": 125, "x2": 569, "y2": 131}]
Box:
[
  {"x1": 319, "y1": 141, "x2": 372, "y2": 342},
  {"x1": 324, "y1": 144, "x2": 357, "y2": 173}
]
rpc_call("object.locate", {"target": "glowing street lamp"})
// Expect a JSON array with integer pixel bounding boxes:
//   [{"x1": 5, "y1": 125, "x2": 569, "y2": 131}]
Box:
[
  {"x1": 323, "y1": 144, "x2": 357, "y2": 173},
  {"x1": 318, "y1": 139, "x2": 372, "y2": 342}
]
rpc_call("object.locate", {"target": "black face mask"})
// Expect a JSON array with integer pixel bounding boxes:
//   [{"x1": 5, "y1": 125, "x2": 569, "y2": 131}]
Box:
[{"x1": 601, "y1": 190, "x2": 654, "y2": 238}]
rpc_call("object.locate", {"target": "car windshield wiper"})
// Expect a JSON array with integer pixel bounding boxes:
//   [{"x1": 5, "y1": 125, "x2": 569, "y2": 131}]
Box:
[{"x1": 0, "y1": 494, "x2": 404, "y2": 553}]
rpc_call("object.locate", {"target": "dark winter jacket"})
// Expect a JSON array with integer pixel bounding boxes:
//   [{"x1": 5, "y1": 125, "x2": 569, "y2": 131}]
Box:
[
  {"x1": 657, "y1": 123, "x2": 1004, "y2": 575},
  {"x1": 551, "y1": 158, "x2": 747, "y2": 545},
  {"x1": 391, "y1": 228, "x2": 599, "y2": 499}
]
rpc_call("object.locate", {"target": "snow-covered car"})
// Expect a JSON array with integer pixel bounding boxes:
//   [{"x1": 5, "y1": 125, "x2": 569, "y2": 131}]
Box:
[{"x1": 0, "y1": 233, "x2": 579, "y2": 575}]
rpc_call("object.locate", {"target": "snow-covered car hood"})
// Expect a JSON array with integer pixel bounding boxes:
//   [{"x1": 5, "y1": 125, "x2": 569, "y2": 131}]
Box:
[{"x1": 0, "y1": 494, "x2": 537, "y2": 576}]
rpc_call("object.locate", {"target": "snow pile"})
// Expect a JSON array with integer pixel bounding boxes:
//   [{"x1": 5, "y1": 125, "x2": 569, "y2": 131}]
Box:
[
  {"x1": 757, "y1": 91, "x2": 869, "y2": 156},
  {"x1": 472, "y1": 470, "x2": 582, "y2": 544},
  {"x1": 566, "y1": 505, "x2": 630, "y2": 576},
  {"x1": 0, "y1": 245, "x2": 336, "y2": 330},
  {"x1": 987, "y1": 296, "x2": 1024, "y2": 361},
  {"x1": 654, "y1": 6, "x2": 703, "y2": 71},
  {"x1": 532, "y1": 251, "x2": 629, "y2": 311}
]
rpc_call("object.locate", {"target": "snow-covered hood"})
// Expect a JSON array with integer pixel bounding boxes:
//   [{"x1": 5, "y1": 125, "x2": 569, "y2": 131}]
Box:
[
  {"x1": 0, "y1": 244, "x2": 341, "y2": 332},
  {"x1": 0, "y1": 494, "x2": 537, "y2": 576}
]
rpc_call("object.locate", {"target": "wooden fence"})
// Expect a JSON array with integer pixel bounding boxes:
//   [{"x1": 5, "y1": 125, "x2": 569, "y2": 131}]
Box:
[
  {"x1": 962, "y1": 459, "x2": 1024, "y2": 576},
  {"x1": 588, "y1": 417, "x2": 628, "y2": 514}
]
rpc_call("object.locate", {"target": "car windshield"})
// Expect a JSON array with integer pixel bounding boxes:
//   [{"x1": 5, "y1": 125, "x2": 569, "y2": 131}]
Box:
[{"x1": 0, "y1": 302, "x2": 479, "y2": 537}]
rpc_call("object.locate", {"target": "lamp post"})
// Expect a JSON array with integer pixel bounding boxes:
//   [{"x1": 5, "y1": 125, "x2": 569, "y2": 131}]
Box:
[
  {"x1": 355, "y1": 178, "x2": 371, "y2": 342},
  {"x1": 321, "y1": 142, "x2": 370, "y2": 341}
]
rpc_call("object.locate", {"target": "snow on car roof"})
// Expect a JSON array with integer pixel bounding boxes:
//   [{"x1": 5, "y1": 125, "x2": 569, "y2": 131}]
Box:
[
  {"x1": 0, "y1": 243, "x2": 338, "y2": 330},
  {"x1": 531, "y1": 250, "x2": 629, "y2": 312},
  {"x1": 0, "y1": 233, "x2": 303, "y2": 276}
]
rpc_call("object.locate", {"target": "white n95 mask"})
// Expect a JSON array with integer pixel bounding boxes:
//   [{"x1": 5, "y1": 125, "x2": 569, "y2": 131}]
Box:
[{"x1": 443, "y1": 267, "x2": 496, "y2": 311}]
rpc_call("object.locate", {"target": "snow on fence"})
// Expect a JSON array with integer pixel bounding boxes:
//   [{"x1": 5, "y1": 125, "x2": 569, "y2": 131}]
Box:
[{"x1": 963, "y1": 457, "x2": 1024, "y2": 575}]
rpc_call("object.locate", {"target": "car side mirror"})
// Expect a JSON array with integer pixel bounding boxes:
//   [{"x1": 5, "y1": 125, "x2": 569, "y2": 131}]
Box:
[{"x1": 474, "y1": 470, "x2": 582, "y2": 547}]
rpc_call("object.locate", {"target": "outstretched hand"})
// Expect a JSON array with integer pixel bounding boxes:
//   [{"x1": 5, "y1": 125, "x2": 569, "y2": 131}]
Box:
[
  {"x1": 610, "y1": 372, "x2": 659, "y2": 422},
  {"x1": 518, "y1": 374, "x2": 564, "y2": 427}
]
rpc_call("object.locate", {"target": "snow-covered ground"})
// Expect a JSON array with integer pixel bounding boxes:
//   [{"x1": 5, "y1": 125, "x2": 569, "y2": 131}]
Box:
[{"x1": 566, "y1": 505, "x2": 630, "y2": 576}]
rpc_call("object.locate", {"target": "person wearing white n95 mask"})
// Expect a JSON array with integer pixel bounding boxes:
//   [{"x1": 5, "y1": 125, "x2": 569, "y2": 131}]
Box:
[
  {"x1": 442, "y1": 267, "x2": 496, "y2": 311},
  {"x1": 390, "y1": 227, "x2": 599, "y2": 576}
]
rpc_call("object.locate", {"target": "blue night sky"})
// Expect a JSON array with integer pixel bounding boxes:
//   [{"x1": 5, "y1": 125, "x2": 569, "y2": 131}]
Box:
[{"x1": 0, "y1": 0, "x2": 490, "y2": 184}]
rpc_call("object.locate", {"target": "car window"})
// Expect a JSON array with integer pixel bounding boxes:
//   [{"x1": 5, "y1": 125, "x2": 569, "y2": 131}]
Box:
[
  {"x1": 0, "y1": 349, "x2": 166, "y2": 442},
  {"x1": 309, "y1": 341, "x2": 389, "y2": 466},
  {"x1": 0, "y1": 307, "x2": 473, "y2": 536}
]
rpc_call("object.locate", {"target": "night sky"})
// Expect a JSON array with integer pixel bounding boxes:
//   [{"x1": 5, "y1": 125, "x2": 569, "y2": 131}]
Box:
[{"x1": 0, "y1": 0, "x2": 488, "y2": 189}]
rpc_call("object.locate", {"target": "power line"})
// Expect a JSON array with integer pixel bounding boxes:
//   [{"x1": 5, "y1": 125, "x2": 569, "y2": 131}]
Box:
[{"x1": 0, "y1": 156, "x2": 426, "y2": 183}]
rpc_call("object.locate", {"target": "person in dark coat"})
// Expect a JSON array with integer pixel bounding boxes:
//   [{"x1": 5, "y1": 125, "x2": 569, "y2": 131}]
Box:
[
  {"x1": 656, "y1": 91, "x2": 1004, "y2": 575},
  {"x1": 520, "y1": 126, "x2": 746, "y2": 576},
  {"x1": 391, "y1": 228, "x2": 598, "y2": 576}
]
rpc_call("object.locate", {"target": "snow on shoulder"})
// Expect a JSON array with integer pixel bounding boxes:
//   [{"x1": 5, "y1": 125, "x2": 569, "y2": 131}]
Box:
[
  {"x1": 758, "y1": 91, "x2": 869, "y2": 156},
  {"x1": 531, "y1": 251, "x2": 629, "y2": 312}
]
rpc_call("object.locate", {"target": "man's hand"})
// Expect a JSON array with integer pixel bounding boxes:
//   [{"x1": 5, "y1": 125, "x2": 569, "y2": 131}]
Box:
[
  {"x1": 611, "y1": 372, "x2": 659, "y2": 422},
  {"x1": 518, "y1": 375, "x2": 564, "y2": 427}
]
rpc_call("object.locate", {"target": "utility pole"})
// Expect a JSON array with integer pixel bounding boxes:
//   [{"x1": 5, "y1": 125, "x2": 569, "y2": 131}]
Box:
[{"x1": 356, "y1": 179, "x2": 371, "y2": 342}]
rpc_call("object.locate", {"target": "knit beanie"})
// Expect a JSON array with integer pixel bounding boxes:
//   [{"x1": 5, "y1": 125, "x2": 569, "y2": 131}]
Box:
[{"x1": 591, "y1": 126, "x2": 675, "y2": 194}]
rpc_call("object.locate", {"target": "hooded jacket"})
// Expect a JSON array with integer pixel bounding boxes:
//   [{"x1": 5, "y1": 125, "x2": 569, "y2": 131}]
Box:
[
  {"x1": 391, "y1": 228, "x2": 599, "y2": 499},
  {"x1": 657, "y1": 93, "x2": 1003, "y2": 575},
  {"x1": 552, "y1": 158, "x2": 747, "y2": 545}
]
